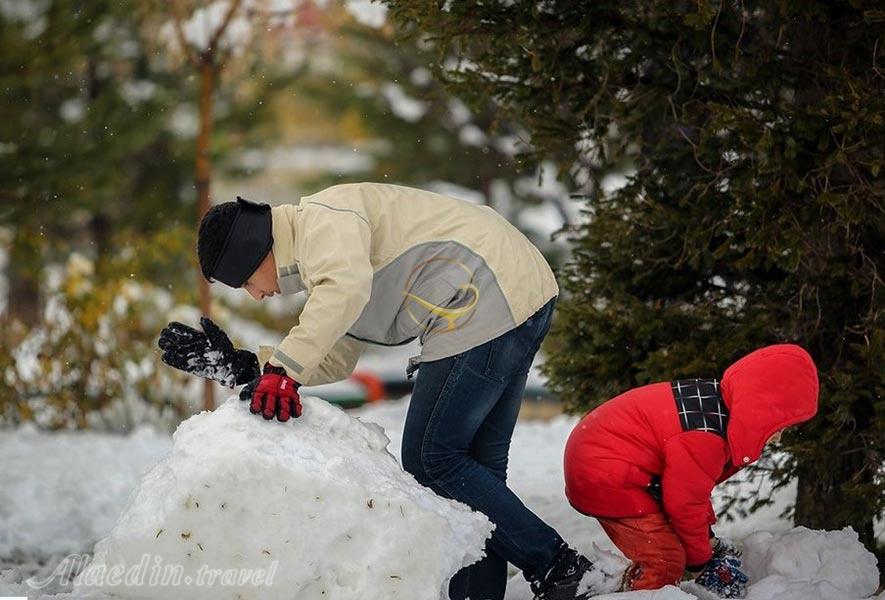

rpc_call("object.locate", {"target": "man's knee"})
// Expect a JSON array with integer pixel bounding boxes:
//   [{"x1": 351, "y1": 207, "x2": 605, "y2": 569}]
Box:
[
  {"x1": 421, "y1": 448, "x2": 463, "y2": 484},
  {"x1": 401, "y1": 447, "x2": 430, "y2": 485},
  {"x1": 487, "y1": 464, "x2": 507, "y2": 482},
  {"x1": 402, "y1": 445, "x2": 461, "y2": 491},
  {"x1": 472, "y1": 452, "x2": 507, "y2": 482}
]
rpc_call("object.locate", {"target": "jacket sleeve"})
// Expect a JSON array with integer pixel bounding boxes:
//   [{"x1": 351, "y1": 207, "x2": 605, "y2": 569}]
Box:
[
  {"x1": 259, "y1": 335, "x2": 366, "y2": 387},
  {"x1": 268, "y1": 204, "x2": 373, "y2": 384},
  {"x1": 301, "y1": 335, "x2": 366, "y2": 386},
  {"x1": 661, "y1": 431, "x2": 728, "y2": 568}
]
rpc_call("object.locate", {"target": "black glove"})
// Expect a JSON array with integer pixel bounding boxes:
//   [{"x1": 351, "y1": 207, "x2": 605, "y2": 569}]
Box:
[{"x1": 158, "y1": 317, "x2": 260, "y2": 387}]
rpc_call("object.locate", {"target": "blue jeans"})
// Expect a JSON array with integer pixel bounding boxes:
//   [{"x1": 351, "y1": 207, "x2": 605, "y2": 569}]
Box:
[{"x1": 401, "y1": 298, "x2": 563, "y2": 600}]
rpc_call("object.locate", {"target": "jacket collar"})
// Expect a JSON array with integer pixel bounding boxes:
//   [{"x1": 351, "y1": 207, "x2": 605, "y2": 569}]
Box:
[{"x1": 271, "y1": 204, "x2": 306, "y2": 295}]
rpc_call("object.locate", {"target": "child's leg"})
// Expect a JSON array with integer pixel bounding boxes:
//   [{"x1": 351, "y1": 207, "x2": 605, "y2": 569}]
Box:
[{"x1": 597, "y1": 513, "x2": 686, "y2": 590}]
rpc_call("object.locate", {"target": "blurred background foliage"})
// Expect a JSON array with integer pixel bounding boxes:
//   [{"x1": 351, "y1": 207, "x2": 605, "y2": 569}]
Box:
[{"x1": 0, "y1": 0, "x2": 575, "y2": 430}]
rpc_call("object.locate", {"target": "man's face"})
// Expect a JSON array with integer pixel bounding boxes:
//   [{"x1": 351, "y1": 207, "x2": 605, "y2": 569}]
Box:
[{"x1": 242, "y1": 250, "x2": 281, "y2": 301}]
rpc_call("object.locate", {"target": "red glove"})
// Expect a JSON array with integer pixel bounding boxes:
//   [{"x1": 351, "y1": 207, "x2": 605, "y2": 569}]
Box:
[{"x1": 249, "y1": 364, "x2": 302, "y2": 422}]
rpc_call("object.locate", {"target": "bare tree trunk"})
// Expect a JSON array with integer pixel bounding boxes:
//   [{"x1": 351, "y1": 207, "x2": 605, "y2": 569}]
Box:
[
  {"x1": 90, "y1": 212, "x2": 111, "y2": 276},
  {"x1": 196, "y1": 58, "x2": 216, "y2": 411},
  {"x1": 7, "y1": 225, "x2": 42, "y2": 325},
  {"x1": 171, "y1": 0, "x2": 245, "y2": 412}
]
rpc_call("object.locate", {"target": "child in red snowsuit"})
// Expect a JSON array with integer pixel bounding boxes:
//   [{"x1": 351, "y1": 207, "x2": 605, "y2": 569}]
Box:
[{"x1": 564, "y1": 344, "x2": 819, "y2": 596}]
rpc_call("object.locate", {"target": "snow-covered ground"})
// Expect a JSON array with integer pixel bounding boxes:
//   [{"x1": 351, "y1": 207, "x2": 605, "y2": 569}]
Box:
[{"x1": 0, "y1": 396, "x2": 881, "y2": 599}]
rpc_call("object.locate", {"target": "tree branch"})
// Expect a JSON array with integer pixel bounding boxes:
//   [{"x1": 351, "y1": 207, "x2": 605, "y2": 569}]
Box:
[
  {"x1": 170, "y1": 0, "x2": 200, "y2": 68},
  {"x1": 207, "y1": 0, "x2": 244, "y2": 64}
]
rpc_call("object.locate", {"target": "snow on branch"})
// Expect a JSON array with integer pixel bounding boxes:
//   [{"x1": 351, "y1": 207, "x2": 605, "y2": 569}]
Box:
[{"x1": 161, "y1": 0, "x2": 302, "y2": 65}]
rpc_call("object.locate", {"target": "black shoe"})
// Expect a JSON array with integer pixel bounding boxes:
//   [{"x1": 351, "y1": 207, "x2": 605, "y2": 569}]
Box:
[{"x1": 530, "y1": 546, "x2": 596, "y2": 600}]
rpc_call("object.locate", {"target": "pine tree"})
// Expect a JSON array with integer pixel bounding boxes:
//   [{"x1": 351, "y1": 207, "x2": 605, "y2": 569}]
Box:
[
  {"x1": 0, "y1": 0, "x2": 194, "y2": 315},
  {"x1": 385, "y1": 0, "x2": 885, "y2": 562}
]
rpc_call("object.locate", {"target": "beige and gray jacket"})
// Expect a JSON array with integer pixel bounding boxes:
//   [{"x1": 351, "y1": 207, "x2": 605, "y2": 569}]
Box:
[{"x1": 256, "y1": 183, "x2": 558, "y2": 386}]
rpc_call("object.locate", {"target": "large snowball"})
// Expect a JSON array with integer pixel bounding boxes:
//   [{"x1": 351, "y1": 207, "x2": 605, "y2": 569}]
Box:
[
  {"x1": 741, "y1": 527, "x2": 879, "y2": 600},
  {"x1": 74, "y1": 396, "x2": 492, "y2": 600}
]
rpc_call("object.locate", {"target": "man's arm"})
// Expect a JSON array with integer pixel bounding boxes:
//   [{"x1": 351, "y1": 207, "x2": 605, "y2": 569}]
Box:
[
  {"x1": 258, "y1": 335, "x2": 365, "y2": 387},
  {"x1": 268, "y1": 204, "x2": 373, "y2": 383}
]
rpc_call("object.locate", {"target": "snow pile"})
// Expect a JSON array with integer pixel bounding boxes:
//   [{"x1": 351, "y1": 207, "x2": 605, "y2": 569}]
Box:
[
  {"x1": 74, "y1": 396, "x2": 492, "y2": 600},
  {"x1": 591, "y1": 586, "x2": 695, "y2": 600},
  {"x1": 579, "y1": 528, "x2": 881, "y2": 600},
  {"x1": 0, "y1": 424, "x2": 171, "y2": 560},
  {"x1": 740, "y1": 527, "x2": 880, "y2": 600},
  {"x1": 576, "y1": 546, "x2": 629, "y2": 596}
]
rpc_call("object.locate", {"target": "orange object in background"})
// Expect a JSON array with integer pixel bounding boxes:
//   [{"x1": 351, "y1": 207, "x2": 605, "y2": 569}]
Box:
[
  {"x1": 350, "y1": 371, "x2": 386, "y2": 402},
  {"x1": 597, "y1": 512, "x2": 687, "y2": 590}
]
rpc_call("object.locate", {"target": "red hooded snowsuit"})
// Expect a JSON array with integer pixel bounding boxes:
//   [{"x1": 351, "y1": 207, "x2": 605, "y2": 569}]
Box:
[{"x1": 564, "y1": 344, "x2": 819, "y2": 568}]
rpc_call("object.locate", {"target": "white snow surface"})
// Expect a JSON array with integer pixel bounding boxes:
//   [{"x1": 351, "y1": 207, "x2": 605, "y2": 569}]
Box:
[
  {"x1": 740, "y1": 527, "x2": 880, "y2": 600},
  {"x1": 0, "y1": 397, "x2": 880, "y2": 600},
  {"x1": 72, "y1": 396, "x2": 492, "y2": 600},
  {"x1": 0, "y1": 424, "x2": 172, "y2": 559}
]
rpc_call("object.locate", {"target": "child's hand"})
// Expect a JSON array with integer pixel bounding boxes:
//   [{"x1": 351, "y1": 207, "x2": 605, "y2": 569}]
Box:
[{"x1": 694, "y1": 555, "x2": 749, "y2": 599}]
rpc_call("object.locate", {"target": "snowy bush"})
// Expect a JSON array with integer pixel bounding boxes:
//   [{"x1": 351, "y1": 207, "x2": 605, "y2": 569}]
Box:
[{"x1": 0, "y1": 252, "x2": 200, "y2": 432}]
